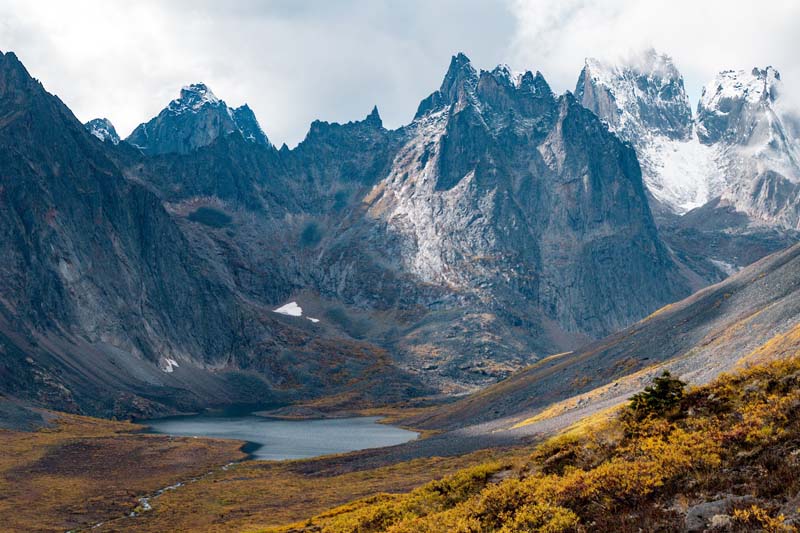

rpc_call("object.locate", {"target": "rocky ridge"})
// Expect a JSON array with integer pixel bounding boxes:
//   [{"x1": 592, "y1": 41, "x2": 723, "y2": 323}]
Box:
[{"x1": 126, "y1": 83, "x2": 270, "y2": 155}]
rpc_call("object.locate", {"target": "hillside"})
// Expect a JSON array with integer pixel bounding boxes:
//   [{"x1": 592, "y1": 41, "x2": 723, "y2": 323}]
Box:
[
  {"x1": 0, "y1": 50, "x2": 425, "y2": 419},
  {"x1": 284, "y1": 354, "x2": 800, "y2": 532},
  {"x1": 409, "y1": 241, "x2": 800, "y2": 433}
]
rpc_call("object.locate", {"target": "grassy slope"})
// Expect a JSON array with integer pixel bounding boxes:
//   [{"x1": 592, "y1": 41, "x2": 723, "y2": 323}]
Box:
[
  {"x1": 0, "y1": 413, "x2": 246, "y2": 532},
  {"x1": 406, "y1": 242, "x2": 800, "y2": 432},
  {"x1": 280, "y1": 351, "x2": 800, "y2": 532},
  {"x1": 100, "y1": 448, "x2": 522, "y2": 532}
]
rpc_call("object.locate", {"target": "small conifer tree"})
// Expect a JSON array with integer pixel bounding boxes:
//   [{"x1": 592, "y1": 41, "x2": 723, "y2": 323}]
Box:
[{"x1": 628, "y1": 370, "x2": 686, "y2": 419}]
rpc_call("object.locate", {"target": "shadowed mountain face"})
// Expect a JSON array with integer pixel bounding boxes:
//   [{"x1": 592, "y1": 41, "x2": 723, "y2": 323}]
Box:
[
  {"x1": 0, "y1": 51, "x2": 426, "y2": 418},
  {"x1": 412, "y1": 241, "x2": 800, "y2": 432},
  {"x1": 107, "y1": 53, "x2": 696, "y2": 395},
  {"x1": 0, "y1": 50, "x2": 717, "y2": 416}
]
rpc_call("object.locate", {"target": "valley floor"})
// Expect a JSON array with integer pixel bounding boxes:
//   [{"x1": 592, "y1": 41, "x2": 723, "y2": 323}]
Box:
[
  {"x1": 8, "y1": 350, "x2": 800, "y2": 532},
  {"x1": 0, "y1": 410, "x2": 519, "y2": 532}
]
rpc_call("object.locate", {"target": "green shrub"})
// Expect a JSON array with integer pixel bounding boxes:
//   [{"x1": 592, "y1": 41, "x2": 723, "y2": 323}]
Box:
[{"x1": 628, "y1": 371, "x2": 686, "y2": 420}]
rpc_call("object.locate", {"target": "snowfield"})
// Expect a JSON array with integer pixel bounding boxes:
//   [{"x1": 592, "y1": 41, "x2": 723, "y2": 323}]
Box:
[{"x1": 273, "y1": 301, "x2": 303, "y2": 317}]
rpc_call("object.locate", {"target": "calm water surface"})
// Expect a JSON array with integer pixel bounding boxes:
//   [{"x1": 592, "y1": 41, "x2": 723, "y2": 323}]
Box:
[{"x1": 145, "y1": 415, "x2": 418, "y2": 460}]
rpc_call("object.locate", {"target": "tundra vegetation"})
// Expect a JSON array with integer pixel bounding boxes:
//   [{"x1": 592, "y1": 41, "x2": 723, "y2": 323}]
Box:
[{"x1": 270, "y1": 357, "x2": 800, "y2": 532}]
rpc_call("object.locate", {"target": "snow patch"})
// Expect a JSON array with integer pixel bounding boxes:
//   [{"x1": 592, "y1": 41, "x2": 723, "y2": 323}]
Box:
[
  {"x1": 307, "y1": 317, "x2": 320, "y2": 323},
  {"x1": 273, "y1": 301, "x2": 302, "y2": 317},
  {"x1": 160, "y1": 358, "x2": 179, "y2": 373},
  {"x1": 639, "y1": 135, "x2": 725, "y2": 213}
]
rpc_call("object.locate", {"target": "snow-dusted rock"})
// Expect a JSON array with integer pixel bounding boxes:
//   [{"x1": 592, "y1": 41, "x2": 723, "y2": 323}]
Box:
[
  {"x1": 577, "y1": 51, "x2": 800, "y2": 230},
  {"x1": 84, "y1": 117, "x2": 120, "y2": 144},
  {"x1": 126, "y1": 83, "x2": 270, "y2": 155}
]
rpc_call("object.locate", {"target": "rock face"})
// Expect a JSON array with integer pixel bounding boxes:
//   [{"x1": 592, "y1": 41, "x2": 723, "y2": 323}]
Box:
[
  {"x1": 84, "y1": 117, "x2": 120, "y2": 144},
  {"x1": 575, "y1": 50, "x2": 717, "y2": 213},
  {"x1": 576, "y1": 51, "x2": 798, "y2": 280},
  {"x1": 126, "y1": 83, "x2": 270, "y2": 155},
  {"x1": 0, "y1": 51, "x2": 424, "y2": 417},
  {"x1": 116, "y1": 53, "x2": 695, "y2": 393}
]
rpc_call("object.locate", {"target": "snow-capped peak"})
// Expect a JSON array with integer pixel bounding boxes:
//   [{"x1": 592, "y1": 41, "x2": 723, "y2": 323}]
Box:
[
  {"x1": 490, "y1": 64, "x2": 523, "y2": 88},
  {"x1": 168, "y1": 82, "x2": 222, "y2": 114},
  {"x1": 126, "y1": 82, "x2": 271, "y2": 154},
  {"x1": 699, "y1": 67, "x2": 780, "y2": 112},
  {"x1": 84, "y1": 117, "x2": 120, "y2": 145},
  {"x1": 576, "y1": 50, "x2": 711, "y2": 213},
  {"x1": 577, "y1": 49, "x2": 692, "y2": 141},
  {"x1": 696, "y1": 65, "x2": 796, "y2": 154}
]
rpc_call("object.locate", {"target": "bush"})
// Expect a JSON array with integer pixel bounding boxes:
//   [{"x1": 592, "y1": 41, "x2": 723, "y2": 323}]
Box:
[
  {"x1": 498, "y1": 503, "x2": 579, "y2": 533},
  {"x1": 628, "y1": 371, "x2": 686, "y2": 420}
]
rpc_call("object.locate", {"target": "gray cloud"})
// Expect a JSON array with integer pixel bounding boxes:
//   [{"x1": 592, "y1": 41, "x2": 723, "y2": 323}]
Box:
[
  {"x1": 508, "y1": 0, "x2": 800, "y2": 110},
  {"x1": 0, "y1": 0, "x2": 515, "y2": 146},
  {"x1": 0, "y1": 1, "x2": 797, "y2": 146}
]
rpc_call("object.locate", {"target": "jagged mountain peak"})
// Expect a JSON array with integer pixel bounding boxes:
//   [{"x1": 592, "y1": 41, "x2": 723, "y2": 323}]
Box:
[
  {"x1": 699, "y1": 67, "x2": 781, "y2": 112},
  {"x1": 230, "y1": 103, "x2": 271, "y2": 146},
  {"x1": 696, "y1": 65, "x2": 797, "y2": 157},
  {"x1": 416, "y1": 53, "x2": 557, "y2": 125},
  {"x1": 581, "y1": 49, "x2": 684, "y2": 89},
  {"x1": 489, "y1": 64, "x2": 522, "y2": 88},
  {"x1": 126, "y1": 82, "x2": 270, "y2": 154},
  {"x1": 576, "y1": 48, "x2": 692, "y2": 141},
  {"x1": 365, "y1": 105, "x2": 382, "y2": 127},
  {"x1": 518, "y1": 70, "x2": 552, "y2": 97},
  {"x1": 697, "y1": 66, "x2": 786, "y2": 146},
  {"x1": 84, "y1": 117, "x2": 120, "y2": 144},
  {"x1": 0, "y1": 50, "x2": 44, "y2": 98},
  {"x1": 575, "y1": 49, "x2": 710, "y2": 214},
  {"x1": 415, "y1": 53, "x2": 478, "y2": 118},
  {"x1": 696, "y1": 65, "x2": 800, "y2": 227},
  {"x1": 439, "y1": 52, "x2": 479, "y2": 107},
  {"x1": 168, "y1": 82, "x2": 222, "y2": 113},
  {"x1": 441, "y1": 52, "x2": 476, "y2": 88}
]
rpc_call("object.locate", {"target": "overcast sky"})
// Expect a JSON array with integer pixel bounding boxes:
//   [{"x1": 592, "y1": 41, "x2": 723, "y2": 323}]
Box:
[{"x1": 1, "y1": 0, "x2": 797, "y2": 147}]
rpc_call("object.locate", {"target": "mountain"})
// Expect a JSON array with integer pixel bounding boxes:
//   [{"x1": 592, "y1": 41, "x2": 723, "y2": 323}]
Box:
[
  {"x1": 365, "y1": 54, "x2": 694, "y2": 341},
  {"x1": 576, "y1": 51, "x2": 798, "y2": 280},
  {"x1": 0, "y1": 51, "x2": 423, "y2": 418},
  {"x1": 576, "y1": 50, "x2": 718, "y2": 214},
  {"x1": 409, "y1": 239, "x2": 800, "y2": 433},
  {"x1": 84, "y1": 117, "x2": 120, "y2": 144},
  {"x1": 0, "y1": 49, "x2": 737, "y2": 414},
  {"x1": 698, "y1": 67, "x2": 800, "y2": 228},
  {"x1": 126, "y1": 83, "x2": 270, "y2": 155},
  {"x1": 576, "y1": 51, "x2": 800, "y2": 226},
  {"x1": 116, "y1": 53, "x2": 701, "y2": 395}
]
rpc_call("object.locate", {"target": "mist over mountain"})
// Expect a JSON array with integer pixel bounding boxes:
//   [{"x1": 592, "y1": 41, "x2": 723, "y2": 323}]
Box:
[{"x1": 576, "y1": 49, "x2": 799, "y2": 283}]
